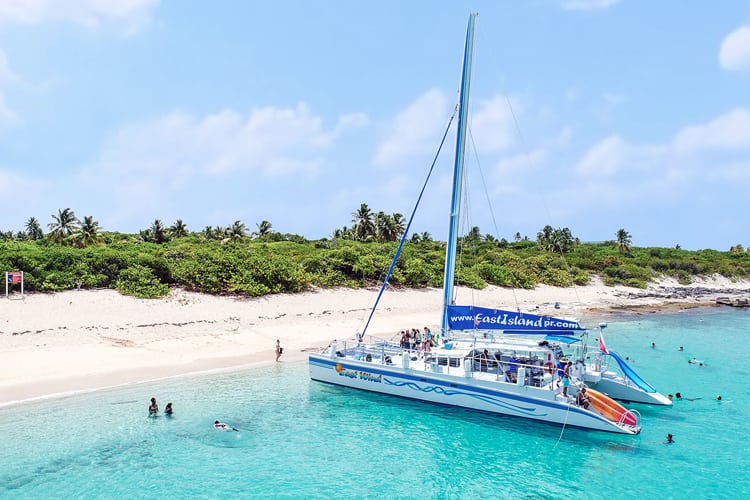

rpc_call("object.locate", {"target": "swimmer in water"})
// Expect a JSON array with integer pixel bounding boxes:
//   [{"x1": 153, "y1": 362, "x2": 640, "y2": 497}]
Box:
[
  {"x1": 666, "y1": 433, "x2": 674, "y2": 444},
  {"x1": 214, "y1": 420, "x2": 239, "y2": 432},
  {"x1": 148, "y1": 397, "x2": 158, "y2": 416}
]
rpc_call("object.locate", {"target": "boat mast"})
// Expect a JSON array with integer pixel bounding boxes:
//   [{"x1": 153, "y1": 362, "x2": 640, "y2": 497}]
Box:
[{"x1": 442, "y1": 13, "x2": 477, "y2": 335}]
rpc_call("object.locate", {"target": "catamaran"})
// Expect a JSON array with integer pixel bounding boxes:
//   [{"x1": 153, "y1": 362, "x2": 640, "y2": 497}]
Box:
[{"x1": 309, "y1": 14, "x2": 643, "y2": 434}]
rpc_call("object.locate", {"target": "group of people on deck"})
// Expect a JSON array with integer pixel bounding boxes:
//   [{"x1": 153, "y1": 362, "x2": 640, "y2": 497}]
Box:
[{"x1": 399, "y1": 327, "x2": 441, "y2": 355}]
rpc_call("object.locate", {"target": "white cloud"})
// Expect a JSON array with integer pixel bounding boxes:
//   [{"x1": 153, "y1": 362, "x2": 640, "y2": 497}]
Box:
[
  {"x1": 374, "y1": 88, "x2": 447, "y2": 166},
  {"x1": 0, "y1": 0, "x2": 159, "y2": 32},
  {"x1": 494, "y1": 149, "x2": 547, "y2": 178},
  {"x1": 0, "y1": 49, "x2": 21, "y2": 84},
  {"x1": 0, "y1": 90, "x2": 18, "y2": 125},
  {"x1": 86, "y1": 103, "x2": 335, "y2": 183},
  {"x1": 335, "y1": 112, "x2": 369, "y2": 131},
  {"x1": 673, "y1": 108, "x2": 750, "y2": 153},
  {"x1": 574, "y1": 108, "x2": 750, "y2": 198},
  {"x1": 561, "y1": 0, "x2": 620, "y2": 11},
  {"x1": 556, "y1": 127, "x2": 573, "y2": 148},
  {"x1": 469, "y1": 95, "x2": 520, "y2": 153},
  {"x1": 719, "y1": 18, "x2": 750, "y2": 71},
  {"x1": 576, "y1": 135, "x2": 627, "y2": 176}
]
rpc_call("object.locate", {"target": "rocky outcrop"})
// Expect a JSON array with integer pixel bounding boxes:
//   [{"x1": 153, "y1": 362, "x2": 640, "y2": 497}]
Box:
[{"x1": 716, "y1": 296, "x2": 750, "y2": 307}]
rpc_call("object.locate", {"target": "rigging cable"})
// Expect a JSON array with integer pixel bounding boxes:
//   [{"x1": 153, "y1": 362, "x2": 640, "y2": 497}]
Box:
[{"x1": 358, "y1": 107, "x2": 458, "y2": 339}]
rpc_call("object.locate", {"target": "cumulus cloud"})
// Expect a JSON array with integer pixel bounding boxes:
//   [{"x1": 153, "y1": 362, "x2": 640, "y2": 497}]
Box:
[
  {"x1": 0, "y1": 0, "x2": 159, "y2": 32},
  {"x1": 469, "y1": 95, "x2": 521, "y2": 153},
  {"x1": 719, "y1": 18, "x2": 750, "y2": 71},
  {"x1": 673, "y1": 108, "x2": 750, "y2": 153},
  {"x1": 0, "y1": 91, "x2": 19, "y2": 125},
  {"x1": 576, "y1": 135, "x2": 627, "y2": 176},
  {"x1": 560, "y1": 0, "x2": 620, "y2": 11},
  {"x1": 575, "y1": 108, "x2": 750, "y2": 192},
  {"x1": 0, "y1": 49, "x2": 21, "y2": 84},
  {"x1": 86, "y1": 103, "x2": 336, "y2": 183},
  {"x1": 374, "y1": 89, "x2": 448, "y2": 166}
]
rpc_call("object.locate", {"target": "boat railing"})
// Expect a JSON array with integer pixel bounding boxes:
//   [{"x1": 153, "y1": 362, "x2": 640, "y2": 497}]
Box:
[{"x1": 331, "y1": 337, "x2": 404, "y2": 365}]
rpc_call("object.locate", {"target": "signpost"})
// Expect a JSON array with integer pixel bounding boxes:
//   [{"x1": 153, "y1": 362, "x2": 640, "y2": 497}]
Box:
[{"x1": 5, "y1": 271, "x2": 24, "y2": 297}]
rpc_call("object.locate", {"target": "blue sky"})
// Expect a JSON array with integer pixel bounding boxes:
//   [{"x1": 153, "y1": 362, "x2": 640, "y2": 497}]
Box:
[{"x1": 0, "y1": 0, "x2": 749, "y2": 250}]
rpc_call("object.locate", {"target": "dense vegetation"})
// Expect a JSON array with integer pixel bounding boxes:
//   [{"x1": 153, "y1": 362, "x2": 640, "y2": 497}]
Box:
[{"x1": 2, "y1": 207, "x2": 749, "y2": 299}]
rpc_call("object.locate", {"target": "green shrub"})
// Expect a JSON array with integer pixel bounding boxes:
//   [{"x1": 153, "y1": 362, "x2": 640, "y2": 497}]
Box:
[{"x1": 115, "y1": 265, "x2": 170, "y2": 298}]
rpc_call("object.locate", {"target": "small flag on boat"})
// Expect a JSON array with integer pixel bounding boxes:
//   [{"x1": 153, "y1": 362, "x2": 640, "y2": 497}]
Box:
[{"x1": 598, "y1": 332, "x2": 609, "y2": 355}]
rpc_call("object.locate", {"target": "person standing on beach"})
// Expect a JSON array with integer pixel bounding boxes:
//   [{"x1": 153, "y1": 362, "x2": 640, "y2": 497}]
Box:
[{"x1": 275, "y1": 339, "x2": 283, "y2": 362}]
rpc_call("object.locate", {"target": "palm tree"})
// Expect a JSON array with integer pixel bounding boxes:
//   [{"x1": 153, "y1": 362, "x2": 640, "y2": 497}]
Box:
[
  {"x1": 202, "y1": 226, "x2": 216, "y2": 240},
  {"x1": 169, "y1": 219, "x2": 188, "y2": 239},
  {"x1": 464, "y1": 226, "x2": 482, "y2": 244},
  {"x1": 255, "y1": 220, "x2": 273, "y2": 238},
  {"x1": 352, "y1": 203, "x2": 375, "y2": 241},
  {"x1": 48, "y1": 208, "x2": 79, "y2": 244},
  {"x1": 616, "y1": 228, "x2": 632, "y2": 254},
  {"x1": 228, "y1": 220, "x2": 247, "y2": 241},
  {"x1": 150, "y1": 219, "x2": 168, "y2": 244},
  {"x1": 391, "y1": 213, "x2": 405, "y2": 240},
  {"x1": 74, "y1": 216, "x2": 103, "y2": 247},
  {"x1": 25, "y1": 217, "x2": 44, "y2": 240}
]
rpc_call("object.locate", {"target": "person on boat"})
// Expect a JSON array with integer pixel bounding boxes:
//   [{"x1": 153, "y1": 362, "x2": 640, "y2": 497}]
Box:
[
  {"x1": 576, "y1": 387, "x2": 590, "y2": 409},
  {"x1": 562, "y1": 361, "x2": 572, "y2": 397},
  {"x1": 165, "y1": 402, "x2": 173, "y2": 415},
  {"x1": 666, "y1": 433, "x2": 674, "y2": 444},
  {"x1": 508, "y1": 355, "x2": 521, "y2": 382},
  {"x1": 424, "y1": 327, "x2": 433, "y2": 348},
  {"x1": 422, "y1": 327, "x2": 433, "y2": 354},
  {"x1": 478, "y1": 349, "x2": 489, "y2": 372},
  {"x1": 275, "y1": 339, "x2": 283, "y2": 362},
  {"x1": 214, "y1": 420, "x2": 237, "y2": 431},
  {"x1": 148, "y1": 397, "x2": 159, "y2": 416},
  {"x1": 415, "y1": 329, "x2": 423, "y2": 353}
]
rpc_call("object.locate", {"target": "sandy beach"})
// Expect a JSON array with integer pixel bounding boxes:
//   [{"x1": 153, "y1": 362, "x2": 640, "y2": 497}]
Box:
[{"x1": 1, "y1": 275, "x2": 748, "y2": 406}]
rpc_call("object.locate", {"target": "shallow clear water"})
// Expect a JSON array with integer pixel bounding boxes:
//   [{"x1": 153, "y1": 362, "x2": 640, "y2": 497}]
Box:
[{"x1": 1, "y1": 308, "x2": 748, "y2": 499}]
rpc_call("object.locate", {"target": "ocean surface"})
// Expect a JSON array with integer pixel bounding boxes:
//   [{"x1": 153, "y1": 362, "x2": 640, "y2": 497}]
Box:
[{"x1": 1, "y1": 307, "x2": 748, "y2": 499}]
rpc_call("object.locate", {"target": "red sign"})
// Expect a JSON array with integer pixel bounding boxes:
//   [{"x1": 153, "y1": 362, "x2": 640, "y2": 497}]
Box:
[{"x1": 7, "y1": 272, "x2": 22, "y2": 284}]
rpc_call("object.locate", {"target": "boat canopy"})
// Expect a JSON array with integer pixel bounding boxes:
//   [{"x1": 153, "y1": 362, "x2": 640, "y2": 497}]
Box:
[{"x1": 446, "y1": 305, "x2": 584, "y2": 334}]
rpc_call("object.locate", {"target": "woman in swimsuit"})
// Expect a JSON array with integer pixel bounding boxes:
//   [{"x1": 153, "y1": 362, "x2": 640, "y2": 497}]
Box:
[{"x1": 148, "y1": 397, "x2": 159, "y2": 416}]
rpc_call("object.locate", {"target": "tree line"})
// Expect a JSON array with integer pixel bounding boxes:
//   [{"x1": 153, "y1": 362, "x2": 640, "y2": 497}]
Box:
[{"x1": 1, "y1": 205, "x2": 749, "y2": 299}]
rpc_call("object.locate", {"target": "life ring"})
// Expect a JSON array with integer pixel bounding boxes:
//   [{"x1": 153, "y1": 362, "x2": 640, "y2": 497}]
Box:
[{"x1": 544, "y1": 361, "x2": 554, "y2": 374}]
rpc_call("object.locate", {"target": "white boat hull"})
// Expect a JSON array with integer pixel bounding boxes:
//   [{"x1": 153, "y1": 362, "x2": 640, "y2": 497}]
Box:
[
  {"x1": 587, "y1": 372, "x2": 673, "y2": 406},
  {"x1": 310, "y1": 354, "x2": 639, "y2": 434}
]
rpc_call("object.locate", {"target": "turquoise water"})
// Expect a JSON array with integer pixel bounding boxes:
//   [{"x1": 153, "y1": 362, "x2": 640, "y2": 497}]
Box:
[{"x1": 1, "y1": 307, "x2": 748, "y2": 499}]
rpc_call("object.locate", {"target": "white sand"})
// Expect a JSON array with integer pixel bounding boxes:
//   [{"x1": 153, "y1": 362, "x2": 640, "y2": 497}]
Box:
[{"x1": 1, "y1": 275, "x2": 748, "y2": 406}]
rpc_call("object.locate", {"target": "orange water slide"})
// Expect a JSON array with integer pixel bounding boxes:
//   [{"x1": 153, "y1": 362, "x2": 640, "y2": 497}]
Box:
[{"x1": 585, "y1": 388, "x2": 638, "y2": 426}]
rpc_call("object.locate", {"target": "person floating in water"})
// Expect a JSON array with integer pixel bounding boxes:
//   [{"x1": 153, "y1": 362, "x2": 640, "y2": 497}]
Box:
[
  {"x1": 715, "y1": 395, "x2": 722, "y2": 401},
  {"x1": 165, "y1": 402, "x2": 173, "y2": 415},
  {"x1": 148, "y1": 397, "x2": 159, "y2": 416},
  {"x1": 214, "y1": 420, "x2": 238, "y2": 432},
  {"x1": 666, "y1": 433, "x2": 674, "y2": 444},
  {"x1": 678, "y1": 346, "x2": 684, "y2": 351},
  {"x1": 651, "y1": 342, "x2": 656, "y2": 349}
]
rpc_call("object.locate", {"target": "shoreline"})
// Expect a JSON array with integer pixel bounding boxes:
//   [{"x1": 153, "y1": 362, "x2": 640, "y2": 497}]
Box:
[{"x1": 2, "y1": 275, "x2": 748, "y2": 407}]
